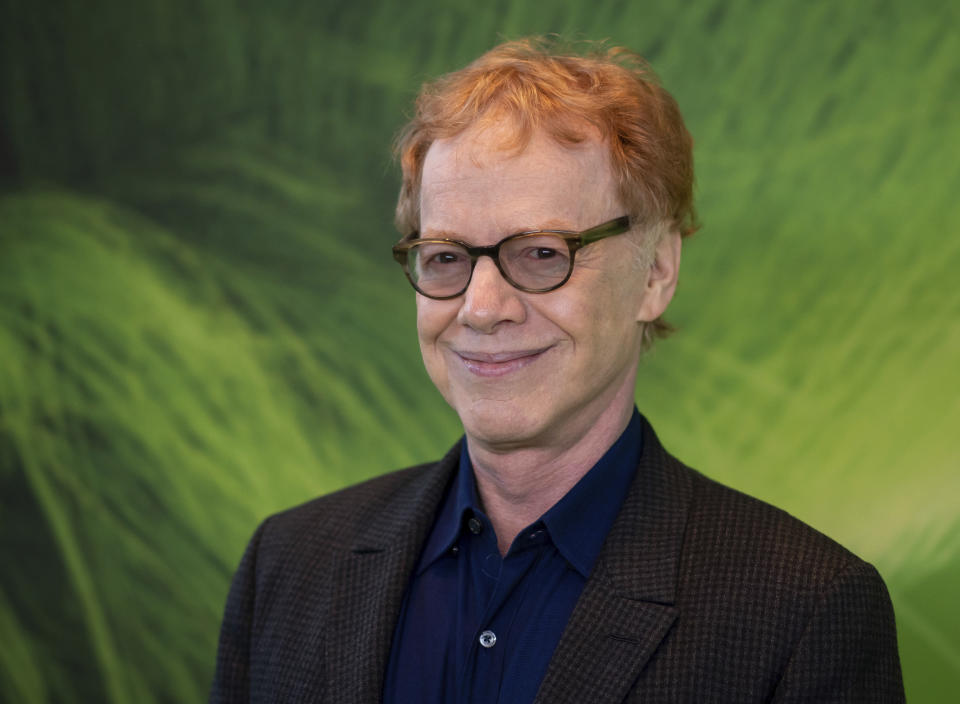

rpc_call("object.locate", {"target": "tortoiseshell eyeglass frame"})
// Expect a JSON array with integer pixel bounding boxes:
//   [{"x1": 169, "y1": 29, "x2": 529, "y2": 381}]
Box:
[{"x1": 391, "y1": 215, "x2": 631, "y2": 300}]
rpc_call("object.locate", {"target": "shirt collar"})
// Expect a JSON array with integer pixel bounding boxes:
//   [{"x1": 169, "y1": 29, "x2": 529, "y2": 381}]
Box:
[
  {"x1": 414, "y1": 437, "x2": 474, "y2": 573},
  {"x1": 540, "y1": 409, "x2": 644, "y2": 577},
  {"x1": 416, "y1": 409, "x2": 644, "y2": 577}
]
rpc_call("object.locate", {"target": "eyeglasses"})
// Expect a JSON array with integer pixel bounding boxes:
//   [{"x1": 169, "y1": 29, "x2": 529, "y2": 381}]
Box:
[{"x1": 392, "y1": 215, "x2": 631, "y2": 300}]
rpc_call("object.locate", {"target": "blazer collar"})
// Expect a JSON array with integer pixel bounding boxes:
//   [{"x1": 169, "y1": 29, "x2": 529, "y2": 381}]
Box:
[
  {"x1": 533, "y1": 415, "x2": 693, "y2": 704},
  {"x1": 323, "y1": 444, "x2": 460, "y2": 704},
  {"x1": 592, "y1": 414, "x2": 692, "y2": 603}
]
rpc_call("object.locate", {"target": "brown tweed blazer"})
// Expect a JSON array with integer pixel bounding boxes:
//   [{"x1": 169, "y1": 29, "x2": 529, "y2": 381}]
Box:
[{"x1": 211, "y1": 417, "x2": 904, "y2": 703}]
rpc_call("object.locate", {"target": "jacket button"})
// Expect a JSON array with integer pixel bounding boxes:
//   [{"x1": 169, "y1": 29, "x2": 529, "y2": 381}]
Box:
[{"x1": 479, "y1": 630, "x2": 497, "y2": 648}]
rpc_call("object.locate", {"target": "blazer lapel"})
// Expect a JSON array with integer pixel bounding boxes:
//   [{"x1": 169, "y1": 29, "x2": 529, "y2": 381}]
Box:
[
  {"x1": 322, "y1": 447, "x2": 459, "y2": 704},
  {"x1": 534, "y1": 418, "x2": 693, "y2": 704}
]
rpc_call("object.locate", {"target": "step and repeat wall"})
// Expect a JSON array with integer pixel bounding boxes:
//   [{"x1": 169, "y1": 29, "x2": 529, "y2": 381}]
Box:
[{"x1": 1, "y1": 1, "x2": 957, "y2": 701}]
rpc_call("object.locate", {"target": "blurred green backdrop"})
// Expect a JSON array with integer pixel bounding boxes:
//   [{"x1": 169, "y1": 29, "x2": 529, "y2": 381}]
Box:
[{"x1": 1, "y1": 0, "x2": 958, "y2": 701}]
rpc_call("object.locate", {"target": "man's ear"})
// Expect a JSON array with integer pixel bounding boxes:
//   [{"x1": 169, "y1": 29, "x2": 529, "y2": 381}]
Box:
[{"x1": 636, "y1": 229, "x2": 682, "y2": 323}]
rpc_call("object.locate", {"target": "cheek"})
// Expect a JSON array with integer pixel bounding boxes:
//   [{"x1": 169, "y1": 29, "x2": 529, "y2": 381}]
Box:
[
  {"x1": 548, "y1": 280, "x2": 639, "y2": 355},
  {"x1": 544, "y1": 282, "x2": 621, "y2": 336},
  {"x1": 415, "y1": 298, "x2": 443, "y2": 341},
  {"x1": 415, "y1": 298, "x2": 460, "y2": 359}
]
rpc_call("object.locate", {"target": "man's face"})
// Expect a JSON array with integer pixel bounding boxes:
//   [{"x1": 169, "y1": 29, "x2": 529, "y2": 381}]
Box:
[{"x1": 416, "y1": 124, "x2": 670, "y2": 451}]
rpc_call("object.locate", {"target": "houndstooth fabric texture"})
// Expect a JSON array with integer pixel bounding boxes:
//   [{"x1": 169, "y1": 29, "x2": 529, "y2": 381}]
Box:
[{"x1": 210, "y1": 417, "x2": 904, "y2": 703}]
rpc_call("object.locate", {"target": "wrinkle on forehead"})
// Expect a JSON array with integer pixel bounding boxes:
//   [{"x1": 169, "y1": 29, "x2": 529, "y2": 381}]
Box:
[{"x1": 420, "y1": 124, "x2": 622, "y2": 236}]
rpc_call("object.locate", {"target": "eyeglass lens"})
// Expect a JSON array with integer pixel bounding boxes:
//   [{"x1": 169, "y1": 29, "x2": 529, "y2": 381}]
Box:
[{"x1": 409, "y1": 233, "x2": 572, "y2": 297}]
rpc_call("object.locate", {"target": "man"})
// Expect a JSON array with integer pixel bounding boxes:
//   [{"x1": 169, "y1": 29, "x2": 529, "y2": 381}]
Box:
[{"x1": 212, "y1": 38, "x2": 904, "y2": 703}]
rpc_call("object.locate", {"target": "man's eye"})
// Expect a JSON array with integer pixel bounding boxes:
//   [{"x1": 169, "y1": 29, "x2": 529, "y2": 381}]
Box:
[
  {"x1": 528, "y1": 247, "x2": 560, "y2": 260},
  {"x1": 429, "y1": 251, "x2": 462, "y2": 264}
]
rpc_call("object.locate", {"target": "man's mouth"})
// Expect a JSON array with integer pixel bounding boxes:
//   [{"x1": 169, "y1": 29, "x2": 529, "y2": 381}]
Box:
[{"x1": 454, "y1": 347, "x2": 553, "y2": 377}]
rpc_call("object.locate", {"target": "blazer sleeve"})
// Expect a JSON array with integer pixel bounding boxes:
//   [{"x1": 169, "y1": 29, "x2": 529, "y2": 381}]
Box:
[
  {"x1": 771, "y1": 559, "x2": 905, "y2": 703},
  {"x1": 209, "y1": 519, "x2": 269, "y2": 704}
]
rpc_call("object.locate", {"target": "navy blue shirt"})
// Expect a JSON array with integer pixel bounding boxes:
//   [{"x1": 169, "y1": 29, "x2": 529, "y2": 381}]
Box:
[{"x1": 382, "y1": 409, "x2": 644, "y2": 704}]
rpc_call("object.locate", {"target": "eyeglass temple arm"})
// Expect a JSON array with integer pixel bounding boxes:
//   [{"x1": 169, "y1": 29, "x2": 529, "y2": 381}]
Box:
[
  {"x1": 579, "y1": 215, "x2": 631, "y2": 245},
  {"x1": 392, "y1": 233, "x2": 419, "y2": 262}
]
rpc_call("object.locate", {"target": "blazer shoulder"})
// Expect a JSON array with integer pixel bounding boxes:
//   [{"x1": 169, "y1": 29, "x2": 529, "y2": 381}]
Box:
[
  {"x1": 271, "y1": 460, "x2": 439, "y2": 532},
  {"x1": 635, "y1": 454, "x2": 903, "y2": 701},
  {"x1": 211, "y1": 450, "x2": 459, "y2": 702},
  {"x1": 679, "y1": 460, "x2": 876, "y2": 590},
  {"x1": 250, "y1": 446, "x2": 459, "y2": 577}
]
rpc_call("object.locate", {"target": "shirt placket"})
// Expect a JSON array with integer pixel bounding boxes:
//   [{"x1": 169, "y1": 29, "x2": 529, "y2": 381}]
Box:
[{"x1": 458, "y1": 513, "x2": 550, "y2": 703}]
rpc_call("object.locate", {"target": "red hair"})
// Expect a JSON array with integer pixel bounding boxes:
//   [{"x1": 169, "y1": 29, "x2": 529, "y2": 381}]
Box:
[{"x1": 394, "y1": 37, "x2": 698, "y2": 343}]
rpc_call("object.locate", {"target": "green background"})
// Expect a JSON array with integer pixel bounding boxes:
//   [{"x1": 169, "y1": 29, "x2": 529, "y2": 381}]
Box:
[{"x1": 1, "y1": 0, "x2": 957, "y2": 701}]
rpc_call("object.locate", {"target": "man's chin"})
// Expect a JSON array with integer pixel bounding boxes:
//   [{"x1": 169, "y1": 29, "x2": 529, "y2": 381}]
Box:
[{"x1": 456, "y1": 404, "x2": 548, "y2": 450}]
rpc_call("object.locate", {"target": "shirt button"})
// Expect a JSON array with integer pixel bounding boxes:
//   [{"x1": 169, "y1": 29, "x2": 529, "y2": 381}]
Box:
[
  {"x1": 467, "y1": 517, "x2": 483, "y2": 534},
  {"x1": 478, "y1": 630, "x2": 497, "y2": 648}
]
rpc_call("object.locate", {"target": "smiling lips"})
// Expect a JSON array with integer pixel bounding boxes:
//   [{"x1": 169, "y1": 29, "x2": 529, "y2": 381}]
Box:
[{"x1": 454, "y1": 347, "x2": 553, "y2": 377}]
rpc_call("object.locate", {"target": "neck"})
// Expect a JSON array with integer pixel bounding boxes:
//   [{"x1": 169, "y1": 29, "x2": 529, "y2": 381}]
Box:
[{"x1": 465, "y1": 383, "x2": 636, "y2": 555}]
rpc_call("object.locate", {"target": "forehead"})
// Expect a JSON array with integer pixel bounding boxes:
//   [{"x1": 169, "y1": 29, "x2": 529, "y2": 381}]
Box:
[{"x1": 419, "y1": 123, "x2": 619, "y2": 234}]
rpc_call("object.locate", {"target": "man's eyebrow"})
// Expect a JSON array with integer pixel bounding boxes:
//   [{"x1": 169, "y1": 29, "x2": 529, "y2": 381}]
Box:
[
  {"x1": 419, "y1": 220, "x2": 578, "y2": 239},
  {"x1": 531, "y1": 219, "x2": 577, "y2": 231},
  {"x1": 418, "y1": 228, "x2": 461, "y2": 239}
]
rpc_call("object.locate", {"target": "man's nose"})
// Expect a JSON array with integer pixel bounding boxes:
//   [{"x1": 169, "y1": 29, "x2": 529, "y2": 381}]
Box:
[{"x1": 457, "y1": 256, "x2": 526, "y2": 333}]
